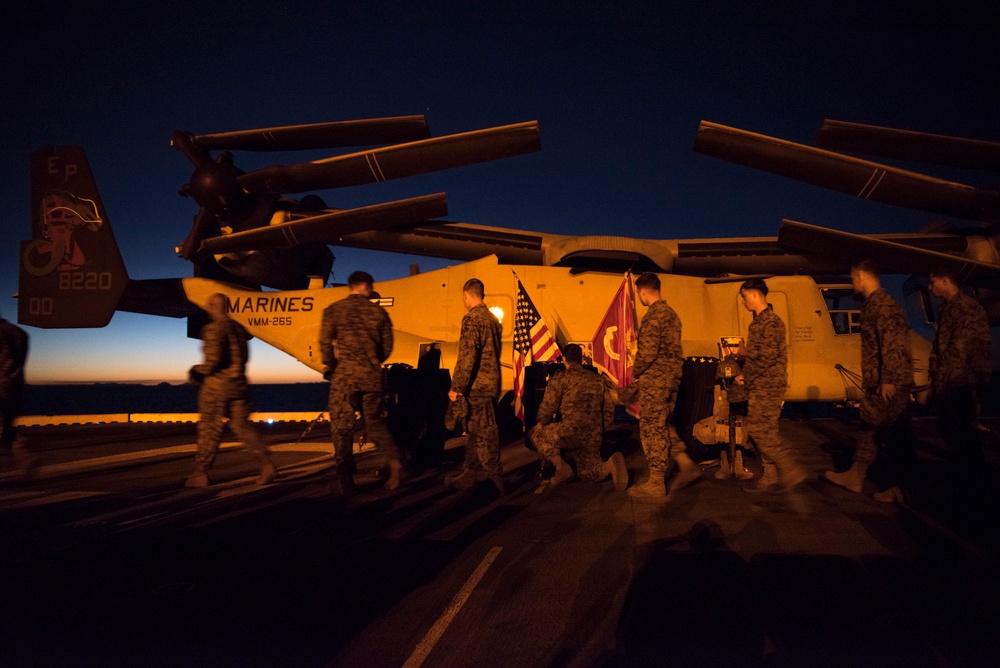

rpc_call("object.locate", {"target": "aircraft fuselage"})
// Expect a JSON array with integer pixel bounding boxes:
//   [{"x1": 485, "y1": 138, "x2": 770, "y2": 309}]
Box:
[{"x1": 180, "y1": 255, "x2": 929, "y2": 402}]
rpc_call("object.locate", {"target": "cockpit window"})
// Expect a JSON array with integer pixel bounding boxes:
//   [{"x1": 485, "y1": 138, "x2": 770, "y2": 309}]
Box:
[{"x1": 821, "y1": 287, "x2": 862, "y2": 335}]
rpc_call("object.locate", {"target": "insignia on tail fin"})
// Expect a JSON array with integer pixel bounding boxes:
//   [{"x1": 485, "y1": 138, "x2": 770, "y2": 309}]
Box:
[{"x1": 19, "y1": 146, "x2": 128, "y2": 328}]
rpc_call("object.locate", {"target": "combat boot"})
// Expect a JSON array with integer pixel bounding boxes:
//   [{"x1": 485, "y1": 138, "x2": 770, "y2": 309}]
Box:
[
  {"x1": 668, "y1": 453, "x2": 703, "y2": 493},
  {"x1": 604, "y1": 452, "x2": 628, "y2": 491},
  {"x1": 384, "y1": 458, "x2": 404, "y2": 491},
  {"x1": 549, "y1": 455, "x2": 574, "y2": 486},
  {"x1": 256, "y1": 458, "x2": 278, "y2": 486},
  {"x1": 184, "y1": 468, "x2": 209, "y2": 488},
  {"x1": 743, "y1": 461, "x2": 780, "y2": 493},
  {"x1": 628, "y1": 471, "x2": 667, "y2": 498},
  {"x1": 733, "y1": 451, "x2": 754, "y2": 481},
  {"x1": 823, "y1": 461, "x2": 867, "y2": 494},
  {"x1": 714, "y1": 451, "x2": 732, "y2": 479}
]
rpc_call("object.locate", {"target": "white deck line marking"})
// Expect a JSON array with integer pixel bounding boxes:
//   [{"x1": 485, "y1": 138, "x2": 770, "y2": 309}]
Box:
[{"x1": 403, "y1": 546, "x2": 503, "y2": 668}]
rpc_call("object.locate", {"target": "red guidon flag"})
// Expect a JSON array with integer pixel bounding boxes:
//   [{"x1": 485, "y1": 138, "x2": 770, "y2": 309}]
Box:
[
  {"x1": 512, "y1": 275, "x2": 561, "y2": 421},
  {"x1": 591, "y1": 272, "x2": 639, "y2": 417}
]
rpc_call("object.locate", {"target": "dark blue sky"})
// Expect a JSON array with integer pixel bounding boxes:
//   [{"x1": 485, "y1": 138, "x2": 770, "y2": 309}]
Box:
[{"x1": 2, "y1": 1, "x2": 997, "y2": 382}]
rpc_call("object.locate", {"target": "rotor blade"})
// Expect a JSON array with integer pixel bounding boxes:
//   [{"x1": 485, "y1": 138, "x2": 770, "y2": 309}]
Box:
[
  {"x1": 190, "y1": 116, "x2": 431, "y2": 152},
  {"x1": 694, "y1": 121, "x2": 1000, "y2": 222},
  {"x1": 815, "y1": 120, "x2": 1000, "y2": 171},
  {"x1": 777, "y1": 219, "x2": 1000, "y2": 288},
  {"x1": 238, "y1": 121, "x2": 541, "y2": 195},
  {"x1": 197, "y1": 193, "x2": 448, "y2": 255}
]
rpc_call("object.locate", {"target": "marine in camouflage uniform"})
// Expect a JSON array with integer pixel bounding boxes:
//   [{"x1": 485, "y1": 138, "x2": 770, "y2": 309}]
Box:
[
  {"x1": 825, "y1": 262, "x2": 913, "y2": 498},
  {"x1": 929, "y1": 269, "x2": 992, "y2": 467},
  {"x1": 446, "y1": 278, "x2": 504, "y2": 493},
  {"x1": 528, "y1": 344, "x2": 626, "y2": 489},
  {"x1": 628, "y1": 272, "x2": 700, "y2": 498},
  {"x1": 320, "y1": 271, "x2": 402, "y2": 493},
  {"x1": 0, "y1": 313, "x2": 34, "y2": 476},
  {"x1": 737, "y1": 279, "x2": 808, "y2": 492},
  {"x1": 186, "y1": 293, "x2": 276, "y2": 488}
]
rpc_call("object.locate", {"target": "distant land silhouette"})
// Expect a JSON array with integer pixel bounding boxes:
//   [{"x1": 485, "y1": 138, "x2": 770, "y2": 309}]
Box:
[{"x1": 22, "y1": 383, "x2": 330, "y2": 415}]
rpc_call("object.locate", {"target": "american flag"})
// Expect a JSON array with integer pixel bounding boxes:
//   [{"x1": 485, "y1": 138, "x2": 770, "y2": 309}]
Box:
[{"x1": 513, "y1": 276, "x2": 561, "y2": 421}]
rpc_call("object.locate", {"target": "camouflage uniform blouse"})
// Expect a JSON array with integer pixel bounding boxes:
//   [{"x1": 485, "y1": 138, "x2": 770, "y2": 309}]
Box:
[
  {"x1": 320, "y1": 293, "x2": 394, "y2": 393},
  {"x1": 633, "y1": 299, "x2": 683, "y2": 391},
  {"x1": 193, "y1": 319, "x2": 251, "y2": 393},
  {"x1": 536, "y1": 363, "x2": 615, "y2": 435},
  {"x1": 743, "y1": 305, "x2": 787, "y2": 394},
  {"x1": 861, "y1": 288, "x2": 912, "y2": 391},
  {"x1": 931, "y1": 291, "x2": 991, "y2": 389},
  {"x1": 451, "y1": 303, "x2": 503, "y2": 398}
]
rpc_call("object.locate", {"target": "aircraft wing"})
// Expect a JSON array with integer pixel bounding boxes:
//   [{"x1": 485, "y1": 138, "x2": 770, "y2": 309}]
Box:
[
  {"x1": 118, "y1": 279, "x2": 201, "y2": 318},
  {"x1": 332, "y1": 218, "x2": 984, "y2": 278},
  {"x1": 778, "y1": 219, "x2": 1000, "y2": 288}
]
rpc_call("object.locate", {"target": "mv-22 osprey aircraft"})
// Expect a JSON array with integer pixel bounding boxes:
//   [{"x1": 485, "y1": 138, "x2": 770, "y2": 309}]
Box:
[{"x1": 25, "y1": 115, "x2": 999, "y2": 406}]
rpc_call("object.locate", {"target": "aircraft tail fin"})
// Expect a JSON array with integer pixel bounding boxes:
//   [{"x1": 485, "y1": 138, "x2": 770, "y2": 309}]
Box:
[{"x1": 18, "y1": 146, "x2": 129, "y2": 328}]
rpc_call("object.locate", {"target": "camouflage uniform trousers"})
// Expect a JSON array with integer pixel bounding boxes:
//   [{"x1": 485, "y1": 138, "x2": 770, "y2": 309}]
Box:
[
  {"x1": 638, "y1": 382, "x2": 685, "y2": 475},
  {"x1": 529, "y1": 422, "x2": 604, "y2": 482},
  {"x1": 462, "y1": 396, "x2": 501, "y2": 477},
  {"x1": 196, "y1": 381, "x2": 270, "y2": 470},
  {"x1": 745, "y1": 390, "x2": 799, "y2": 475},
  {"x1": 855, "y1": 389, "x2": 912, "y2": 465},
  {"x1": 328, "y1": 383, "x2": 401, "y2": 469}
]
